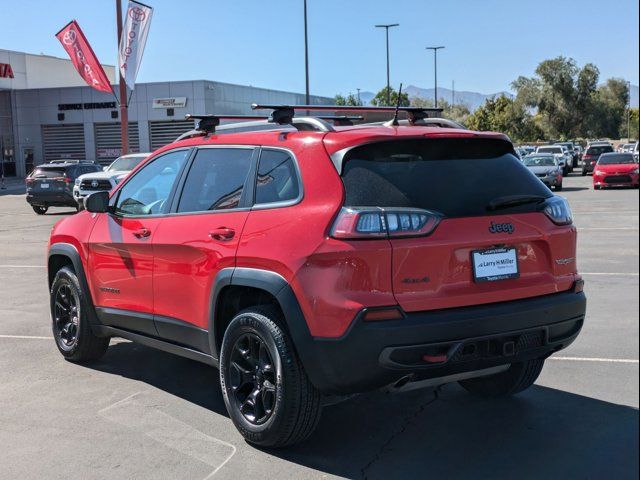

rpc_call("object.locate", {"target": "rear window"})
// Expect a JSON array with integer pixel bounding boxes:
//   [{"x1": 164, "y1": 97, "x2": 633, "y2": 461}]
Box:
[
  {"x1": 30, "y1": 167, "x2": 66, "y2": 179},
  {"x1": 341, "y1": 138, "x2": 551, "y2": 218},
  {"x1": 587, "y1": 146, "x2": 614, "y2": 155}
]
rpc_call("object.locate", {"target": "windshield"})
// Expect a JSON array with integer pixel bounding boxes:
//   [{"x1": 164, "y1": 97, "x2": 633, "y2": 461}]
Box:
[
  {"x1": 537, "y1": 147, "x2": 562, "y2": 154},
  {"x1": 598, "y1": 154, "x2": 636, "y2": 165},
  {"x1": 524, "y1": 156, "x2": 557, "y2": 167},
  {"x1": 341, "y1": 138, "x2": 551, "y2": 218},
  {"x1": 107, "y1": 155, "x2": 146, "y2": 172}
]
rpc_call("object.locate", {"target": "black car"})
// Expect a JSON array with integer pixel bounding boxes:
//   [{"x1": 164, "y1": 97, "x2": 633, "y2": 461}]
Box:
[
  {"x1": 26, "y1": 161, "x2": 102, "y2": 214},
  {"x1": 581, "y1": 144, "x2": 614, "y2": 175}
]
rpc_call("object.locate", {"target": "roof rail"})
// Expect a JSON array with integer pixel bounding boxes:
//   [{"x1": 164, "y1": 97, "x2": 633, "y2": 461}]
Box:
[
  {"x1": 251, "y1": 103, "x2": 443, "y2": 125},
  {"x1": 176, "y1": 112, "x2": 366, "y2": 142}
]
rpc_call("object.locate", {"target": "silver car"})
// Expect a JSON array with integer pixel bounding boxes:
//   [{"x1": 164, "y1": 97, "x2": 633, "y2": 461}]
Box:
[{"x1": 523, "y1": 154, "x2": 563, "y2": 191}]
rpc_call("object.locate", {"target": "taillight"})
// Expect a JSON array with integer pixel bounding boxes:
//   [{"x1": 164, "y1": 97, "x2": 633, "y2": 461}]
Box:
[
  {"x1": 543, "y1": 196, "x2": 573, "y2": 225},
  {"x1": 331, "y1": 207, "x2": 442, "y2": 239}
]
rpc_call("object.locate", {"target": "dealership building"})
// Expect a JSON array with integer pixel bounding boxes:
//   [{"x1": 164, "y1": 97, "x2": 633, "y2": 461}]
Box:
[{"x1": 1, "y1": 48, "x2": 331, "y2": 177}]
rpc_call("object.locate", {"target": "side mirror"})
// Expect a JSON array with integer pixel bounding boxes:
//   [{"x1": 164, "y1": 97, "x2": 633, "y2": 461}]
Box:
[{"x1": 84, "y1": 191, "x2": 110, "y2": 213}]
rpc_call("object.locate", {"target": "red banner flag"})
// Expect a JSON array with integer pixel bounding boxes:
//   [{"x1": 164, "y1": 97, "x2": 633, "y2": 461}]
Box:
[{"x1": 55, "y1": 20, "x2": 113, "y2": 94}]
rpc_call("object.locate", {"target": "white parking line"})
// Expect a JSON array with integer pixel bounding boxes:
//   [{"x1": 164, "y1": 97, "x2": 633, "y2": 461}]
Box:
[
  {"x1": 550, "y1": 356, "x2": 639, "y2": 364},
  {"x1": 0, "y1": 265, "x2": 46, "y2": 268},
  {"x1": 0, "y1": 334, "x2": 52, "y2": 340},
  {"x1": 100, "y1": 392, "x2": 236, "y2": 479}
]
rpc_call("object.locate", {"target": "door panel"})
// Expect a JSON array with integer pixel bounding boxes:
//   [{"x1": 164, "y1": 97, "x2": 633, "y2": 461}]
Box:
[
  {"x1": 152, "y1": 147, "x2": 255, "y2": 333},
  {"x1": 152, "y1": 211, "x2": 249, "y2": 330},
  {"x1": 87, "y1": 148, "x2": 191, "y2": 335},
  {"x1": 88, "y1": 214, "x2": 160, "y2": 319}
]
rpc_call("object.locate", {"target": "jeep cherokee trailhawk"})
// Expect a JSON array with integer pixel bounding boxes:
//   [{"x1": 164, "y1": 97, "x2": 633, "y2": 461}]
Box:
[{"x1": 47, "y1": 104, "x2": 586, "y2": 447}]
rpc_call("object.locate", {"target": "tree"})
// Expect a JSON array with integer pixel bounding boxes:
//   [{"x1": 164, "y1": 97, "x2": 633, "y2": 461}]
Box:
[
  {"x1": 511, "y1": 56, "x2": 628, "y2": 140},
  {"x1": 466, "y1": 94, "x2": 543, "y2": 142},
  {"x1": 620, "y1": 108, "x2": 639, "y2": 141},
  {"x1": 370, "y1": 86, "x2": 409, "y2": 107},
  {"x1": 410, "y1": 96, "x2": 471, "y2": 125},
  {"x1": 334, "y1": 93, "x2": 362, "y2": 106}
]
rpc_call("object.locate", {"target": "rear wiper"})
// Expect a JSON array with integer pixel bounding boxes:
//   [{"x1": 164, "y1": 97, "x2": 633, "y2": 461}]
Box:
[{"x1": 486, "y1": 195, "x2": 547, "y2": 211}]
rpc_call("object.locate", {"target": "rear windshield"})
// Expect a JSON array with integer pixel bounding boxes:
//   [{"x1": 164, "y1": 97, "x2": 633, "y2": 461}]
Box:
[
  {"x1": 31, "y1": 167, "x2": 66, "y2": 179},
  {"x1": 587, "y1": 145, "x2": 614, "y2": 155},
  {"x1": 598, "y1": 154, "x2": 636, "y2": 165},
  {"x1": 341, "y1": 138, "x2": 551, "y2": 218},
  {"x1": 537, "y1": 146, "x2": 562, "y2": 154}
]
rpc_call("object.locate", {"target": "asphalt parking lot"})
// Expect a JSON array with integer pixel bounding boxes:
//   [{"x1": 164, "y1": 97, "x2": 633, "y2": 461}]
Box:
[{"x1": 0, "y1": 173, "x2": 638, "y2": 480}]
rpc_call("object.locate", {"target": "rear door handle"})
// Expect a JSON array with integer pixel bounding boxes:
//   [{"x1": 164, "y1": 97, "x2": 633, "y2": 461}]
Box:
[
  {"x1": 209, "y1": 227, "x2": 235, "y2": 241},
  {"x1": 133, "y1": 228, "x2": 151, "y2": 239}
]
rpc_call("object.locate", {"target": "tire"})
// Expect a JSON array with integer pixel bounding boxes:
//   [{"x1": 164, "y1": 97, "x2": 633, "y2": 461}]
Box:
[
  {"x1": 594, "y1": 185, "x2": 601, "y2": 190},
  {"x1": 459, "y1": 359, "x2": 545, "y2": 397},
  {"x1": 555, "y1": 184, "x2": 563, "y2": 191},
  {"x1": 219, "y1": 306, "x2": 322, "y2": 448},
  {"x1": 32, "y1": 205, "x2": 48, "y2": 215},
  {"x1": 581, "y1": 169, "x2": 587, "y2": 176},
  {"x1": 50, "y1": 266, "x2": 109, "y2": 362}
]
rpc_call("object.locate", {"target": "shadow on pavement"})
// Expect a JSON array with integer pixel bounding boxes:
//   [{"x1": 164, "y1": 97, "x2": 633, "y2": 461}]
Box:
[
  {"x1": 559, "y1": 186, "x2": 590, "y2": 192},
  {"x1": 89, "y1": 342, "x2": 639, "y2": 480}
]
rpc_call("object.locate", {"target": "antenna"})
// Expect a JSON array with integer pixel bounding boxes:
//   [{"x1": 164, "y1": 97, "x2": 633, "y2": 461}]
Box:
[{"x1": 383, "y1": 83, "x2": 403, "y2": 127}]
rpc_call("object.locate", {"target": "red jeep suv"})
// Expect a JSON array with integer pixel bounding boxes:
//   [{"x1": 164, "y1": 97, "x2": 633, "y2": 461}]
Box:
[{"x1": 47, "y1": 105, "x2": 586, "y2": 447}]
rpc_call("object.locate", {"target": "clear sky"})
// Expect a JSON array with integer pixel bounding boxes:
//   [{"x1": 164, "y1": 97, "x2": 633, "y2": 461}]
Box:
[{"x1": 1, "y1": 0, "x2": 638, "y2": 97}]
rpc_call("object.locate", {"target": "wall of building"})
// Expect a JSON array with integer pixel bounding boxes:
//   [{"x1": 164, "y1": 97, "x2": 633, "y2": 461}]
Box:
[
  {"x1": 10, "y1": 80, "x2": 332, "y2": 176},
  {"x1": 0, "y1": 49, "x2": 115, "y2": 90}
]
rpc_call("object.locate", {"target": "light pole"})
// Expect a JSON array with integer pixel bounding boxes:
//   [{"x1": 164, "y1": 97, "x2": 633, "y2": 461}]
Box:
[
  {"x1": 426, "y1": 46, "x2": 445, "y2": 108},
  {"x1": 375, "y1": 23, "x2": 399, "y2": 105},
  {"x1": 116, "y1": 0, "x2": 129, "y2": 155},
  {"x1": 627, "y1": 81, "x2": 631, "y2": 142},
  {"x1": 303, "y1": 0, "x2": 310, "y2": 106}
]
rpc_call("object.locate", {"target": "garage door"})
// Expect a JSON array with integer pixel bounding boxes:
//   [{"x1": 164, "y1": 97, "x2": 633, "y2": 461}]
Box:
[
  {"x1": 94, "y1": 122, "x2": 141, "y2": 165},
  {"x1": 42, "y1": 124, "x2": 85, "y2": 162},
  {"x1": 149, "y1": 120, "x2": 195, "y2": 151}
]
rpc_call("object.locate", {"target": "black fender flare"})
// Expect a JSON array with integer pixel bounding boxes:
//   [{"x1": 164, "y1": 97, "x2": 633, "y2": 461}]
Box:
[
  {"x1": 208, "y1": 267, "x2": 319, "y2": 379},
  {"x1": 48, "y1": 243, "x2": 101, "y2": 326}
]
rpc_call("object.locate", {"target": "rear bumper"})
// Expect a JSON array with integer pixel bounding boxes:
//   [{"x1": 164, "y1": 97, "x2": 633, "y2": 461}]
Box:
[
  {"x1": 26, "y1": 191, "x2": 76, "y2": 207},
  {"x1": 299, "y1": 289, "x2": 586, "y2": 394}
]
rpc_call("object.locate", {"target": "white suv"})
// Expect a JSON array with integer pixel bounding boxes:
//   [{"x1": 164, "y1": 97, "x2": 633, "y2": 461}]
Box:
[{"x1": 73, "y1": 153, "x2": 149, "y2": 207}]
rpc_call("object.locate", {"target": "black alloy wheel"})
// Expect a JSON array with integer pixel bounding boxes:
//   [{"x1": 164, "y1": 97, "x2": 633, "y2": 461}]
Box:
[
  {"x1": 53, "y1": 283, "x2": 79, "y2": 350},
  {"x1": 228, "y1": 332, "x2": 277, "y2": 425}
]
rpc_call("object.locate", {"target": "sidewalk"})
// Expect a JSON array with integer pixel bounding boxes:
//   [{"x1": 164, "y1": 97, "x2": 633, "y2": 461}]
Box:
[{"x1": 0, "y1": 177, "x2": 26, "y2": 195}]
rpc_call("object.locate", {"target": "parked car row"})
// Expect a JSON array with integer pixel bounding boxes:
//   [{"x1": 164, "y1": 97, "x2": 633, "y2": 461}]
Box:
[
  {"x1": 516, "y1": 139, "x2": 638, "y2": 191},
  {"x1": 25, "y1": 154, "x2": 149, "y2": 214}
]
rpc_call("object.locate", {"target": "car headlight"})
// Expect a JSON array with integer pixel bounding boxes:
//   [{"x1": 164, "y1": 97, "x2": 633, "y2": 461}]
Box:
[
  {"x1": 594, "y1": 170, "x2": 605, "y2": 175},
  {"x1": 75, "y1": 178, "x2": 81, "y2": 186},
  {"x1": 632, "y1": 168, "x2": 639, "y2": 174}
]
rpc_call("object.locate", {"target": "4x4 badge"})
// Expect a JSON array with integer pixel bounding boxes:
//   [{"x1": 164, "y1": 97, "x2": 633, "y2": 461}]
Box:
[{"x1": 488, "y1": 221, "x2": 514, "y2": 234}]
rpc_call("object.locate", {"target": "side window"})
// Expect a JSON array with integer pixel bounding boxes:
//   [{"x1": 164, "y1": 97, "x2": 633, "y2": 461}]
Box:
[
  {"x1": 115, "y1": 150, "x2": 189, "y2": 216},
  {"x1": 177, "y1": 148, "x2": 253, "y2": 213},
  {"x1": 255, "y1": 150, "x2": 300, "y2": 205}
]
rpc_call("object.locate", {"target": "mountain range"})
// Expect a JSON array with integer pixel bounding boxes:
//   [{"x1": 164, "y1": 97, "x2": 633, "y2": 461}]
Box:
[{"x1": 358, "y1": 84, "x2": 640, "y2": 111}]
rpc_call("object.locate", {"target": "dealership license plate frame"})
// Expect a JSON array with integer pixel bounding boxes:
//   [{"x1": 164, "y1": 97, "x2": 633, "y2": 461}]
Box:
[{"x1": 471, "y1": 247, "x2": 519, "y2": 283}]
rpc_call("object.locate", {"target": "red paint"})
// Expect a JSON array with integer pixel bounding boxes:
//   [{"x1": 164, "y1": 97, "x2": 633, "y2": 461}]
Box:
[
  {"x1": 593, "y1": 162, "x2": 639, "y2": 188},
  {"x1": 49, "y1": 124, "x2": 581, "y2": 340}
]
